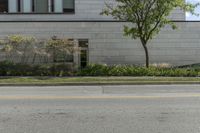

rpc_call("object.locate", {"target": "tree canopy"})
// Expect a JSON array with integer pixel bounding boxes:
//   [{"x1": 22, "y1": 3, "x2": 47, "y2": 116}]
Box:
[{"x1": 101, "y1": 0, "x2": 199, "y2": 67}]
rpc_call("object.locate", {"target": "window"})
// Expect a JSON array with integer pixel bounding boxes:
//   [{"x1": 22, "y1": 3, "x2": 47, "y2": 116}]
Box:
[
  {"x1": 8, "y1": 0, "x2": 17, "y2": 13},
  {"x1": 1, "y1": 0, "x2": 75, "y2": 13},
  {"x1": 63, "y1": 0, "x2": 74, "y2": 13},
  {"x1": 33, "y1": 0, "x2": 48, "y2": 13},
  {"x1": 0, "y1": 0, "x2": 8, "y2": 13},
  {"x1": 54, "y1": 0, "x2": 62, "y2": 12},
  {"x1": 17, "y1": 0, "x2": 21, "y2": 12},
  {"x1": 22, "y1": 0, "x2": 32, "y2": 12},
  {"x1": 78, "y1": 39, "x2": 89, "y2": 68},
  {"x1": 53, "y1": 0, "x2": 74, "y2": 13},
  {"x1": 51, "y1": 0, "x2": 54, "y2": 12}
]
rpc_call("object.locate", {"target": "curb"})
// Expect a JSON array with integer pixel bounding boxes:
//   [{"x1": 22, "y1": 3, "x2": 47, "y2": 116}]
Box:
[{"x1": 0, "y1": 82, "x2": 200, "y2": 86}]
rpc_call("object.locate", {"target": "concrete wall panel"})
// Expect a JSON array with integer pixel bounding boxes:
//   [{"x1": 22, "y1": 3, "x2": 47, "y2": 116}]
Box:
[{"x1": 0, "y1": 22, "x2": 198, "y2": 66}]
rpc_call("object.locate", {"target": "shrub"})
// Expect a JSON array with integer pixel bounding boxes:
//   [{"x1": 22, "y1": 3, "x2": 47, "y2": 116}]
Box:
[
  {"x1": 0, "y1": 62, "x2": 199, "y2": 77},
  {"x1": 0, "y1": 61, "x2": 75, "y2": 76},
  {"x1": 77, "y1": 64, "x2": 200, "y2": 77}
]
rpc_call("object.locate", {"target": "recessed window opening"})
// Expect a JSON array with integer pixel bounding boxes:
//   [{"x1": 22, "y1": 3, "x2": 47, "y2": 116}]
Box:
[
  {"x1": 1, "y1": 0, "x2": 74, "y2": 13},
  {"x1": 17, "y1": 0, "x2": 21, "y2": 12}
]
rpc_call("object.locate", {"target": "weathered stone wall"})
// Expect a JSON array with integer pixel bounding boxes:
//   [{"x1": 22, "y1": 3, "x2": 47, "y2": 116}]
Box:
[{"x1": 0, "y1": 22, "x2": 199, "y2": 66}]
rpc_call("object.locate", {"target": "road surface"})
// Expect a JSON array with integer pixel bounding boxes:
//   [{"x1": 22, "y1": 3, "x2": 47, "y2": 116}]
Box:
[{"x1": 0, "y1": 85, "x2": 200, "y2": 133}]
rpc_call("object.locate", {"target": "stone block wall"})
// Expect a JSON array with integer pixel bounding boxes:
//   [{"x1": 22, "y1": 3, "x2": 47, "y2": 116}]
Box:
[{"x1": 0, "y1": 21, "x2": 199, "y2": 66}]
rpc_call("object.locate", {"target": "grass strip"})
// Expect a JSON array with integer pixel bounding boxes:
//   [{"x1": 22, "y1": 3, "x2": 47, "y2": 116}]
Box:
[{"x1": 0, "y1": 77, "x2": 199, "y2": 85}]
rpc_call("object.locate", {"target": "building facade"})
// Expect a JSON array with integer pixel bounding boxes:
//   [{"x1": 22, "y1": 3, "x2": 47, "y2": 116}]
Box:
[{"x1": 0, "y1": 0, "x2": 199, "y2": 67}]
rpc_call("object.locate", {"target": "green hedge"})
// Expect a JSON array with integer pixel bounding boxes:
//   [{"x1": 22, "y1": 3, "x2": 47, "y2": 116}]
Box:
[
  {"x1": 0, "y1": 61, "x2": 74, "y2": 76},
  {"x1": 77, "y1": 64, "x2": 200, "y2": 77},
  {"x1": 0, "y1": 62, "x2": 199, "y2": 77}
]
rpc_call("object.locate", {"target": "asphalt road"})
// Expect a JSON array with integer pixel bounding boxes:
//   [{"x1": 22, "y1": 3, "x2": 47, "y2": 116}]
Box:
[{"x1": 0, "y1": 85, "x2": 200, "y2": 133}]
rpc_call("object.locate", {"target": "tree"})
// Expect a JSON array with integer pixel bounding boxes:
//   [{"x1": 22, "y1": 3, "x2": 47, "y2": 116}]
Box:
[
  {"x1": 0, "y1": 35, "x2": 37, "y2": 64},
  {"x1": 46, "y1": 36, "x2": 79, "y2": 63},
  {"x1": 101, "y1": 0, "x2": 199, "y2": 68},
  {"x1": 0, "y1": 35, "x2": 80, "y2": 64}
]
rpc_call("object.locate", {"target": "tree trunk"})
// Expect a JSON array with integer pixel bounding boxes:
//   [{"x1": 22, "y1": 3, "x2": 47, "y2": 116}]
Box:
[{"x1": 141, "y1": 42, "x2": 149, "y2": 68}]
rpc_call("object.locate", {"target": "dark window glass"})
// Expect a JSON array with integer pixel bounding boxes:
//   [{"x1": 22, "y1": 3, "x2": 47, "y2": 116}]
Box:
[
  {"x1": 79, "y1": 39, "x2": 88, "y2": 48},
  {"x1": 17, "y1": 0, "x2": 21, "y2": 12},
  {"x1": 32, "y1": 0, "x2": 35, "y2": 12},
  {"x1": 80, "y1": 50, "x2": 87, "y2": 68},
  {"x1": 34, "y1": 0, "x2": 48, "y2": 13},
  {"x1": 0, "y1": 0, "x2": 8, "y2": 13},
  {"x1": 51, "y1": 0, "x2": 54, "y2": 12},
  {"x1": 79, "y1": 39, "x2": 89, "y2": 68},
  {"x1": 63, "y1": 0, "x2": 74, "y2": 13}
]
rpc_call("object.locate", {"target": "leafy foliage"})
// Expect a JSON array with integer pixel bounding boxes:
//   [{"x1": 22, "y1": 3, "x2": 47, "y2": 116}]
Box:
[
  {"x1": 0, "y1": 35, "x2": 37, "y2": 64},
  {"x1": 101, "y1": 0, "x2": 199, "y2": 67},
  {"x1": 0, "y1": 62, "x2": 199, "y2": 77},
  {"x1": 0, "y1": 35, "x2": 79, "y2": 64},
  {"x1": 46, "y1": 36, "x2": 79, "y2": 63},
  {"x1": 77, "y1": 64, "x2": 199, "y2": 77},
  {"x1": 0, "y1": 61, "x2": 75, "y2": 76}
]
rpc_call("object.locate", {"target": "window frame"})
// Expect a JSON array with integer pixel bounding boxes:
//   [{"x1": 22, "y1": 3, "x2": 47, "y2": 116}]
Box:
[
  {"x1": 0, "y1": 0, "x2": 75, "y2": 14},
  {"x1": 78, "y1": 39, "x2": 89, "y2": 68}
]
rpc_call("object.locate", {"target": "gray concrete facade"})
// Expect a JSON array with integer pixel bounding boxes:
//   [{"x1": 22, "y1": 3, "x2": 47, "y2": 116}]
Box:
[
  {"x1": 0, "y1": 21, "x2": 199, "y2": 66},
  {"x1": 0, "y1": 0, "x2": 185, "y2": 21}
]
